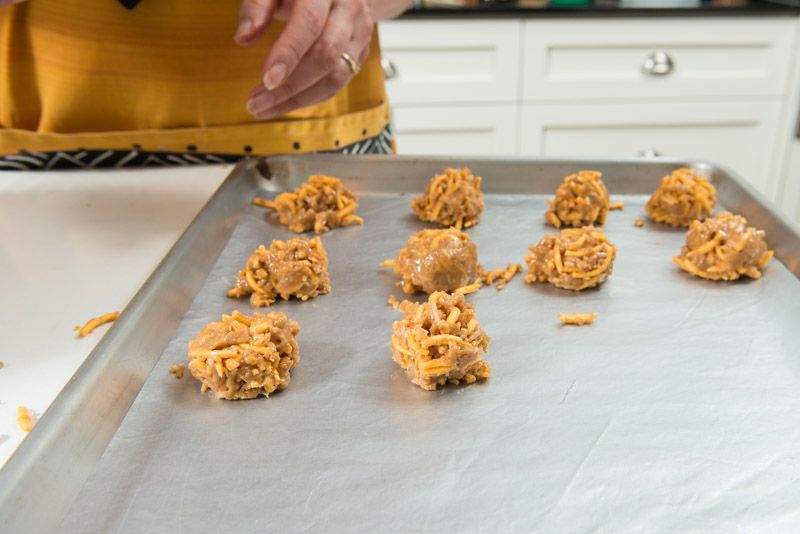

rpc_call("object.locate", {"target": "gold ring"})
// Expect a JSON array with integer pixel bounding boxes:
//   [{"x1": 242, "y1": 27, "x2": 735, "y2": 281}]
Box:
[{"x1": 341, "y1": 52, "x2": 360, "y2": 76}]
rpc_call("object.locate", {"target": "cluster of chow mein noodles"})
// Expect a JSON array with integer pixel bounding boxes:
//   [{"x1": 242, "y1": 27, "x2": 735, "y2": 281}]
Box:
[
  {"x1": 254, "y1": 174, "x2": 362, "y2": 234},
  {"x1": 646, "y1": 167, "x2": 717, "y2": 227},
  {"x1": 673, "y1": 211, "x2": 773, "y2": 281},
  {"x1": 383, "y1": 228, "x2": 480, "y2": 295},
  {"x1": 545, "y1": 170, "x2": 610, "y2": 229},
  {"x1": 411, "y1": 167, "x2": 485, "y2": 230},
  {"x1": 227, "y1": 237, "x2": 330, "y2": 307},
  {"x1": 187, "y1": 310, "x2": 300, "y2": 400},
  {"x1": 390, "y1": 291, "x2": 491, "y2": 391},
  {"x1": 525, "y1": 226, "x2": 617, "y2": 291}
]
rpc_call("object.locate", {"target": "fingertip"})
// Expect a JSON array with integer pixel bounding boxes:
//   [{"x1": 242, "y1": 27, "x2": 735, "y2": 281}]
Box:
[
  {"x1": 234, "y1": 18, "x2": 254, "y2": 45},
  {"x1": 248, "y1": 85, "x2": 267, "y2": 100},
  {"x1": 250, "y1": 106, "x2": 277, "y2": 120},
  {"x1": 246, "y1": 100, "x2": 260, "y2": 117},
  {"x1": 247, "y1": 91, "x2": 274, "y2": 116},
  {"x1": 236, "y1": 0, "x2": 277, "y2": 46}
]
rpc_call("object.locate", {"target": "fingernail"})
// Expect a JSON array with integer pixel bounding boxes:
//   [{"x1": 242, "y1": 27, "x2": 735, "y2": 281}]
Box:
[
  {"x1": 247, "y1": 92, "x2": 274, "y2": 116},
  {"x1": 263, "y1": 63, "x2": 287, "y2": 91},
  {"x1": 234, "y1": 18, "x2": 253, "y2": 42}
]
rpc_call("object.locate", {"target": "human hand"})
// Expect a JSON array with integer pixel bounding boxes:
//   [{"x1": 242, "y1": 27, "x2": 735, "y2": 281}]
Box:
[{"x1": 235, "y1": 0, "x2": 374, "y2": 120}]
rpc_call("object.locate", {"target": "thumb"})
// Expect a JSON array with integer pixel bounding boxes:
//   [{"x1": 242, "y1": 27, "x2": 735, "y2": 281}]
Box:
[{"x1": 235, "y1": 0, "x2": 277, "y2": 46}]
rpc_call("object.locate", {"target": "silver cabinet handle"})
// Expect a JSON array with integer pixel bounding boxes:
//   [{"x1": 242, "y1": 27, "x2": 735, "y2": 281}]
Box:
[
  {"x1": 381, "y1": 58, "x2": 398, "y2": 80},
  {"x1": 638, "y1": 149, "x2": 662, "y2": 158},
  {"x1": 642, "y1": 51, "x2": 674, "y2": 76}
]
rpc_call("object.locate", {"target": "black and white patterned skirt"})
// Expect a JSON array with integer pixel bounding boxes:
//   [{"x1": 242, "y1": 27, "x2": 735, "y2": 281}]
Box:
[{"x1": 0, "y1": 125, "x2": 394, "y2": 171}]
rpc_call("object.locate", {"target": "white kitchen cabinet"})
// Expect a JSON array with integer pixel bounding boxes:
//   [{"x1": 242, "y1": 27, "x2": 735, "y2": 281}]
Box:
[
  {"x1": 392, "y1": 105, "x2": 518, "y2": 156},
  {"x1": 379, "y1": 16, "x2": 800, "y2": 210},
  {"x1": 379, "y1": 20, "x2": 522, "y2": 104},
  {"x1": 778, "y1": 134, "x2": 800, "y2": 225},
  {"x1": 522, "y1": 18, "x2": 796, "y2": 102},
  {"x1": 519, "y1": 101, "x2": 781, "y2": 195}
]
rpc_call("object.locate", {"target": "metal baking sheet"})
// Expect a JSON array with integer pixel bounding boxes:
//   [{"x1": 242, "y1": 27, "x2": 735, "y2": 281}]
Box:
[{"x1": 5, "y1": 156, "x2": 800, "y2": 532}]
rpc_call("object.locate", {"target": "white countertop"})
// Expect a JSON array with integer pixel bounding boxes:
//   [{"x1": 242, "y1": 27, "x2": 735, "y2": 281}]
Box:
[{"x1": 0, "y1": 165, "x2": 229, "y2": 467}]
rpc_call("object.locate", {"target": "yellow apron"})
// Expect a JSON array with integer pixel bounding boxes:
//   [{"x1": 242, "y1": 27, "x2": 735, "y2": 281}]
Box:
[{"x1": 0, "y1": 0, "x2": 391, "y2": 163}]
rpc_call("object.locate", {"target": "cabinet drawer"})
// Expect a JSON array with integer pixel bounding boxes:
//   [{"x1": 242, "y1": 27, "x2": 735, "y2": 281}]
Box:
[
  {"x1": 379, "y1": 20, "x2": 521, "y2": 104},
  {"x1": 522, "y1": 18, "x2": 795, "y2": 101},
  {"x1": 393, "y1": 105, "x2": 518, "y2": 156},
  {"x1": 519, "y1": 101, "x2": 780, "y2": 197}
]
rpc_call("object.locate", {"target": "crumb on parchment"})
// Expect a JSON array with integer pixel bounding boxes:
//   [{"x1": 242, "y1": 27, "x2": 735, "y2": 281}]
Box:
[
  {"x1": 558, "y1": 312, "x2": 598, "y2": 326},
  {"x1": 482, "y1": 263, "x2": 522, "y2": 290},
  {"x1": 169, "y1": 364, "x2": 185, "y2": 379}
]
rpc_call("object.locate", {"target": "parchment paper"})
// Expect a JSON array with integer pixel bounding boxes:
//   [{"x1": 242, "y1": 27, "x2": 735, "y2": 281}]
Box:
[{"x1": 61, "y1": 193, "x2": 800, "y2": 532}]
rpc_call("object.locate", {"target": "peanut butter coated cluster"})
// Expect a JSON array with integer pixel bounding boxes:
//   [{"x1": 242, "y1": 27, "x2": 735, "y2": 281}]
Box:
[
  {"x1": 188, "y1": 311, "x2": 300, "y2": 400},
  {"x1": 673, "y1": 211, "x2": 773, "y2": 281},
  {"x1": 412, "y1": 167, "x2": 484, "y2": 230},
  {"x1": 545, "y1": 170, "x2": 610, "y2": 228},
  {"x1": 384, "y1": 228, "x2": 480, "y2": 294},
  {"x1": 525, "y1": 226, "x2": 617, "y2": 291},
  {"x1": 646, "y1": 168, "x2": 716, "y2": 227},
  {"x1": 227, "y1": 237, "x2": 331, "y2": 307},
  {"x1": 391, "y1": 291, "x2": 491, "y2": 391},
  {"x1": 257, "y1": 174, "x2": 362, "y2": 234}
]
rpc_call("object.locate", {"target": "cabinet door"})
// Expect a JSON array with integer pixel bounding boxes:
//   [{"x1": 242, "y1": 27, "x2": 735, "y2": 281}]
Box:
[
  {"x1": 779, "y1": 142, "x2": 800, "y2": 225},
  {"x1": 378, "y1": 20, "x2": 522, "y2": 105},
  {"x1": 522, "y1": 18, "x2": 795, "y2": 102},
  {"x1": 520, "y1": 101, "x2": 780, "y2": 198},
  {"x1": 393, "y1": 105, "x2": 518, "y2": 156}
]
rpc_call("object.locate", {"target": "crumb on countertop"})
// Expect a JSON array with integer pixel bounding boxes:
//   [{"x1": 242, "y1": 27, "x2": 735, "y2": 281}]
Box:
[
  {"x1": 558, "y1": 312, "x2": 598, "y2": 326},
  {"x1": 609, "y1": 201, "x2": 625, "y2": 211},
  {"x1": 634, "y1": 218, "x2": 645, "y2": 227},
  {"x1": 387, "y1": 295, "x2": 400, "y2": 309},
  {"x1": 17, "y1": 406, "x2": 32, "y2": 433},
  {"x1": 74, "y1": 311, "x2": 120, "y2": 338}
]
